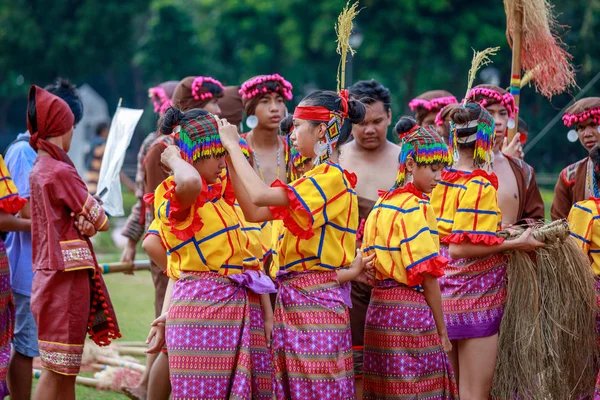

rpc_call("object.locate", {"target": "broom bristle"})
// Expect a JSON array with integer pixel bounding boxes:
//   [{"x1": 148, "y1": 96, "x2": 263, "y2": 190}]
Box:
[
  {"x1": 335, "y1": 1, "x2": 361, "y2": 92},
  {"x1": 504, "y1": 0, "x2": 576, "y2": 98},
  {"x1": 464, "y1": 47, "x2": 501, "y2": 102},
  {"x1": 493, "y1": 222, "x2": 598, "y2": 399}
]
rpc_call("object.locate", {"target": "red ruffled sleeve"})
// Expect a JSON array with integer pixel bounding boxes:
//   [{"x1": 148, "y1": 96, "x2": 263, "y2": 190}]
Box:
[
  {"x1": 406, "y1": 255, "x2": 448, "y2": 287},
  {"x1": 268, "y1": 179, "x2": 315, "y2": 240},
  {"x1": 0, "y1": 194, "x2": 27, "y2": 215},
  {"x1": 159, "y1": 180, "x2": 204, "y2": 242}
]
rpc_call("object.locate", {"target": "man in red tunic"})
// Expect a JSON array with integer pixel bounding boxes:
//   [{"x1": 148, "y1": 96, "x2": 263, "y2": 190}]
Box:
[
  {"x1": 27, "y1": 85, "x2": 119, "y2": 400},
  {"x1": 551, "y1": 97, "x2": 600, "y2": 220}
]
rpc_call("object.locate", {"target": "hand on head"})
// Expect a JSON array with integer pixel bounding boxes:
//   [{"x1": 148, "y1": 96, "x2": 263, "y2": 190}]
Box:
[{"x1": 216, "y1": 117, "x2": 241, "y2": 149}]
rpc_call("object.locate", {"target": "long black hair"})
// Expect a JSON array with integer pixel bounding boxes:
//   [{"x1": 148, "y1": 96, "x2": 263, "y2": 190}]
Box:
[{"x1": 299, "y1": 90, "x2": 366, "y2": 147}]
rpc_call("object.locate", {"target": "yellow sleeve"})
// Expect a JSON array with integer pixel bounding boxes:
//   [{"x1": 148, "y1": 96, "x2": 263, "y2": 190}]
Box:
[
  {"x1": 568, "y1": 202, "x2": 594, "y2": 255},
  {"x1": 269, "y1": 164, "x2": 354, "y2": 239},
  {"x1": 397, "y1": 200, "x2": 446, "y2": 286},
  {"x1": 0, "y1": 155, "x2": 26, "y2": 214},
  {"x1": 154, "y1": 176, "x2": 203, "y2": 242},
  {"x1": 445, "y1": 176, "x2": 503, "y2": 245}
]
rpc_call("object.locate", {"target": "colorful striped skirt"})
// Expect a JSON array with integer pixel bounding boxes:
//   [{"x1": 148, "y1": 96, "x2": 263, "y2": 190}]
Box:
[
  {"x1": 363, "y1": 280, "x2": 458, "y2": 400},
  {"x1": 166, "y1": 271, "x2": 253, "y2": 400},
  {"x1": 272, "y1": 270, "x2": 354, "y2": 399},
  {"x1": 0, "y1": 243, "x2": 12, "y2": 398},
  {"x1": 595, "y1": 278, "x2": 600, "y2": 346},
  {"x1": 594, "y1": 369, "x2": 600, "y2": 400},
  {"x1": 248, "y1": 291, "x2": 274, "y2": 399},
  {"x1": 439, "y1": 245, "x2": 507, "y2": 340}
]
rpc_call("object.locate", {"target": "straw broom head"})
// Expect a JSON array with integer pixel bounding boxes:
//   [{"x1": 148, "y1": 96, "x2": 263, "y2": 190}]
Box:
[
  {"x1": 504, "y1": 0, "x2": 575, "y2": 98},
  {"x1": 464, "y1": 47, "x2": 501, "y2": 102},
  {"x1": 335, "y1": 1, "x2": 361, "y2": 92}
]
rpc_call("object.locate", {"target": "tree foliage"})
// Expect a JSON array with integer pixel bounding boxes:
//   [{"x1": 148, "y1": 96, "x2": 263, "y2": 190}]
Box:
[{"x1": 1, "y1": 0, "x2": 598, "y2": 173}]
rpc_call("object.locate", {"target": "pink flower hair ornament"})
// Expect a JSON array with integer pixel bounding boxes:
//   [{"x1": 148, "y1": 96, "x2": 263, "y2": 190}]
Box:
[
  {"x1": 238, "y1": 74, "x2": 293, "y2": 101},
  {"x1": 408, "y1": 96, "x2": 458, "y2": 112},
  {"x1": 191, "y1": 77, "x2": 225, "y2": 102},
  {"x1": 467, "y1": 88, "x2": 518, "y2": 119},
  {"x1": 562, "y1": 107, "x2": 600, "y2": 127},
  {"x1": 148, "y1": 87, "x2": 171, "y2": 115}
]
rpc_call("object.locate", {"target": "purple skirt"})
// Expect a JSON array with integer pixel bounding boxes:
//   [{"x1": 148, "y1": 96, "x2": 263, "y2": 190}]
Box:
[{"x1": 439, "y1": 245, "x2": 507, "y2": 340}]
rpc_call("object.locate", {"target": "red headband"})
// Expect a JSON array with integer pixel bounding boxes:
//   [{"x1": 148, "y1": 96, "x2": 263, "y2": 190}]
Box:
[{"x1": 293, "y1": 90, "x2": 349, "y2": 121}]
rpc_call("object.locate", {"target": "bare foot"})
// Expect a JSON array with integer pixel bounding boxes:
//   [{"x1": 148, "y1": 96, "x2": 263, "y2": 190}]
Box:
[{"x1": 122, "y1": 385, "x2": 147, "y2": 400}]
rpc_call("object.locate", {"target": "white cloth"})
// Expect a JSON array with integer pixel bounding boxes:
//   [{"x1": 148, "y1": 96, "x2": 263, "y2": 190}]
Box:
[{"x1": 96, "y1": 106, "x2": 143, "y2": 217}]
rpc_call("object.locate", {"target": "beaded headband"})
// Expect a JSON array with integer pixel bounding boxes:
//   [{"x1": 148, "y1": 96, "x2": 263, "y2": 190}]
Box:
[
  {"x1": 562, "y1": 107, "x2": 600, "y2": 127},
  {"x1": 396, "y1": 125, "x2": 451, "y2": 188},
  {"x1": 191, "y1": 77, "x2": 225, "y2": 102},
  {"x1": 467, "y1": 88, "x2": 518, "y2": 119},
  {"x1": 175, "y1": 114, "x2": 226, "y2": 163},
  {"x1": 239, "y1": 74, "x2": 293, "y2": 101},
  {"x1": 408, "y1": 96, "x2": 458, "y2": 112},
  {"x1": 148, "y1": 87, "x2": 171, "y2": 115},
  {"x1": 449, "y1": 102, "x2": 496, "y2": 168}
]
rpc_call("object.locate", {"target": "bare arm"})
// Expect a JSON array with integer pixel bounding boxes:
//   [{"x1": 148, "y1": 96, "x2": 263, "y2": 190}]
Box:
[
  {"x1": 449, "y1": 228, "x2": 544, "y2": 259},
  {"x1": 226, "y1": 141, "x2": 289, "y2": 207},
  {"x1": 422, "y1": 273, "x2": 451, "y2": 352},
  {"x1": 227, "y1": 159, "x2": 275, "y2": 222},
  {"x1": 422, "y1": 274, "x2": 447, "y2": 336},
  {"x1": 162, "y1": 146, "x2": 203, "y2": 211},
  {"x1": 120, "y1": 171, "x2": 136, "y2": 193},
  {"x1": 218, "y1": 118, "x2": 289, "y2": 208},
  {"x1": 142, "y1": 234, "x2": 168, "y2": 271},
  {"x1": 18, "y1": 202, "x2": 30, "y2": 219},
  {"x1": 0, "y1": 210, "x2": 30, "y2": 232}
]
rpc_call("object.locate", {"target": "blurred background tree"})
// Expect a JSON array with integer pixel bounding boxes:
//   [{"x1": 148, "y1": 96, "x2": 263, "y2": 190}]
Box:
[{"x1": 1, "y1": 0, "x2": 599, "y2": 175}]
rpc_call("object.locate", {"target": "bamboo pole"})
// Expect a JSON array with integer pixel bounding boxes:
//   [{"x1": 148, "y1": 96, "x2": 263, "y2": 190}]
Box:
[
  {"x1": 99, "y1": 260, "x2": 151, "y2": 274},
  {"x1": 116, "y1": 346, "x2": 147, "y2": 357},
  {"x1": 507, "y1": 0, "x2": 523, "y2": 143}
]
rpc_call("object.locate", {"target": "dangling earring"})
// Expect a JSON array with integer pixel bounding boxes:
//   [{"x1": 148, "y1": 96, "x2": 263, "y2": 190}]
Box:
[
  {"x1": 314, "y1": 140, "x2": 327, "y2": 157},
  {"x1": 246, "y1": 115, "x2": 258, "y2": 129},
  {"x1": 507, "y1": 117, "x2": 516, "y2": 129}
]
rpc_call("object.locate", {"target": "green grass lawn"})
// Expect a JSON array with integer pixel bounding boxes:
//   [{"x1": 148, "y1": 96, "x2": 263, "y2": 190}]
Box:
[{"x1": 32, "y1": 270, "x2": 156, "y2": 399}]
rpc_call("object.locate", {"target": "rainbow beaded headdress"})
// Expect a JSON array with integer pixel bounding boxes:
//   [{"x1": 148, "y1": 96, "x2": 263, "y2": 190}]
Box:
[
  {"x1": 175, "y1": 114, "x2": 226, "y2": 163},
  {"x1": 449, "y1": 102, "x2": 496, "y2": 168},
  {"x1": 396, "y1": 125, "x2": 451, "y2": 187}
]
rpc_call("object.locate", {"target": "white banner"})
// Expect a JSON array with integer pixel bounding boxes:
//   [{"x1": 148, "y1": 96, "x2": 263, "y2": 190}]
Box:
[{"x1": 96, "y1": 106, "x2": 144, "y2": 217}]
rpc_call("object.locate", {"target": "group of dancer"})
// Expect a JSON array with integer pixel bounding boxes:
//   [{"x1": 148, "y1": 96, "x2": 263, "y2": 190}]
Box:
[{"x1": 0, "y1": 35, "x2": 597, "y2": 400}]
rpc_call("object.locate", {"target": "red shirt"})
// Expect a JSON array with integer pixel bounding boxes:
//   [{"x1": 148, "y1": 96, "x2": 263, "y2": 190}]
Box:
[{"x1": 30, "y1": 156, "x2": 107, "y2": 272}]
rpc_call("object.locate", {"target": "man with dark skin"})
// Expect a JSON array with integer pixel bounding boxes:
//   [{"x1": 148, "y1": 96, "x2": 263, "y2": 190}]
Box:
[{"x1": 339, "y1": 79, "x2": 400, "y2": 400}]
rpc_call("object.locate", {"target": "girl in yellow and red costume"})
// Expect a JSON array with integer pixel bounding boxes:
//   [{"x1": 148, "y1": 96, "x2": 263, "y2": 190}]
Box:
[
  {"x1": 361, "y1": 117, "x2": 458, "y2": 399},
  {"x1": 221, "y1": 89, "x2": 374, "y2": 399},
  {"x1": 430, "y1": 102, "x2": 543, "y2": 398}
]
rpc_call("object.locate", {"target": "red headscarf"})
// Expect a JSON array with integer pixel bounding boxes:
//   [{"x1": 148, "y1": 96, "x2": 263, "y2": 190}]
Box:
[{"x1": 27, "y1": 85, "x2": 75, "y2": 165}]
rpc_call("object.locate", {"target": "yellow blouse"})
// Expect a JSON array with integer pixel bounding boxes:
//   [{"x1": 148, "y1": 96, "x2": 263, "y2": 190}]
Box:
[
  {"x1": 430, "y1": 168, "x2": 503, "y2": 245},
  {"x1": 269, "y1": 162, "x2": 358, "y2": 278},
  {"x1": 568, "y1": 198, "x2": 600, "y2": 276},
  {"x1": 231, "y1": 203, "x2": 264, "y2": 271},
  {"x1": 362, "y1": 184, "x2": 446, "y2": 290},
  {"x1": 153, "y1": 175, "x2": 260, "y2": 280},
  {"x1": 0, "y1": 155, "x2": 26, "y2": 214}
]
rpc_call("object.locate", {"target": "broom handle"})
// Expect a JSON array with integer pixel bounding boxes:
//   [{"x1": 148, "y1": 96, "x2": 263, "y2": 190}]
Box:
[
  {"x1": 507, "y1": 1, "x2": 523, "y2": 143},
  {"x1": 99, "y1": 260, "x2": 151, "y2": 274},
  {"x1": 33, "y1": 369, "x2": 99, "y2": 388},
  {"x1": 96, "y1": 356, "x2": 146, "y2": 373}
]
